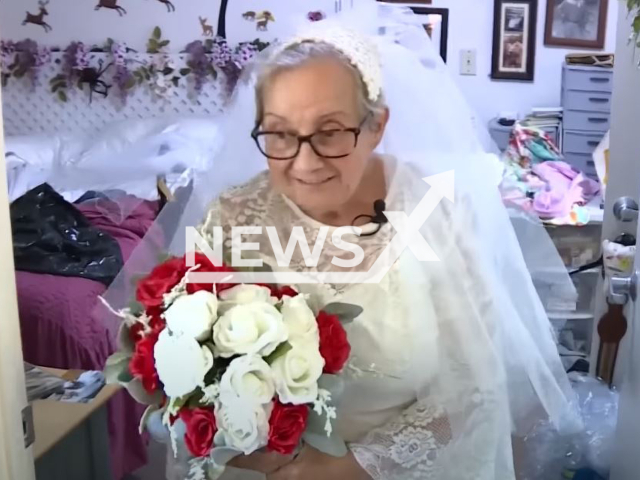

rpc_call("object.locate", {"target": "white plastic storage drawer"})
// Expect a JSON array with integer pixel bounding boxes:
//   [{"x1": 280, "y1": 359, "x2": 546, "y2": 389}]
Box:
[
  {"x1": 563, "y1": 90, "x2": 612, "y2": 113},
  {"x1": 564, "y1": 110, "x2": 610, "y2": 132},
  {"x1": 563, "y1": 67, "x2": 613, "y2": 93},
  {"x1": 563, "y1": 131, "x2": 605, "y2": 154}
]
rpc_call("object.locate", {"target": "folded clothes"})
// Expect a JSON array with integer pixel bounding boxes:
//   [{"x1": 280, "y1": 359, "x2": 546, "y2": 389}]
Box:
[
  {"x1": 532, "y1": 161, "x2": 600, "y2": 219},
  {"x1": 500, "y1": 126, "x2": 602, "y2": 225},
  {"x1": 47, "y1": 371, "x2": 106, "y2": 403}
]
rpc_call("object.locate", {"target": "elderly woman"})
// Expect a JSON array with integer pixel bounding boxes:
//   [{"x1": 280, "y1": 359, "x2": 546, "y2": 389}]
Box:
[
  {"x1": 179, "y1": 8, "x2": 580, "y2": 479},
  {"x1": 114, "y1": 3, "x2": 584, "y2": 480}
]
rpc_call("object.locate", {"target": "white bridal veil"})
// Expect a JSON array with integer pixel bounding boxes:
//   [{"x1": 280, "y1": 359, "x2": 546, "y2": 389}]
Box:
[{"x1": 94, "y1": 1, "x2": 582, "y2": 478}]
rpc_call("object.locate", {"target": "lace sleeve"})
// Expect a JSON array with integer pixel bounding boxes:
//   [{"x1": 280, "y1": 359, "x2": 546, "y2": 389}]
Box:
[{"x1": 349, "y1": 400, "x2": 452, "y2": 480}]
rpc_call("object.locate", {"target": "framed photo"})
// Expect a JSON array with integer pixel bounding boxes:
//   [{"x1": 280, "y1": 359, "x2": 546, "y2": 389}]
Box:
[
  {"x1": 544, "y1": 0, "x2": 608, "y2": 49},
  {"x1": 491, "y1": 0, "x2": 537, "y2": 81},
  {"x1": 409, "y1": 7, "x2": 449, "y2": 62}
]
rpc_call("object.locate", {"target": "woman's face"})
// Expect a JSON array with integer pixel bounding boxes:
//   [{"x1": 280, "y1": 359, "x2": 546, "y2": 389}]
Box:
[{"x1": 259, "y1": 57, "x2": 387, "y2": 215}]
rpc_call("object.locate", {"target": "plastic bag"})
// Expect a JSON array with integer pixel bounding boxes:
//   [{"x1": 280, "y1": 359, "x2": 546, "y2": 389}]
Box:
[
  {"x1": 517, "y1": 373, "x2": 619, "y2": 479},
  {"x1": 10, "y1": 183, "x2": 123, "y2": 286}
]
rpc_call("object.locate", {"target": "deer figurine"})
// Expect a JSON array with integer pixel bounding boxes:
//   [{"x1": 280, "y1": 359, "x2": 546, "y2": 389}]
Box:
[
  {"x1": 157, "y1": 0, "x2": 175, "y2": 12},
  {"x1": 95, "y1": 0, "x2": 127, "y2": 16},
  {"x1": 23, "y1": 0, "x2": 52, "y2": 33},
  {"x1": 256, "y1": 11, "x2": 275, "y2": 31},
  {"x1": 199, "y1": 17, "x2": 214, "y2": 37}
]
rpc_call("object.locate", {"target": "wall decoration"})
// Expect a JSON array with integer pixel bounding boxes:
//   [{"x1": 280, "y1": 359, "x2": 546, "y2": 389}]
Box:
[
  {"x1": 155, "y1": 0, "x2": 176, "y2": 13},
  {"x1": 256, "y1": 11, "x2": 275, "y2": 31},
  {"x1": 22, "y1": 0, "x2": 52, "y2": 33},
  {"x1": 308, "y1": 11, "x2": 327, "y2": 22},
  {"x1": 545, "y1": 0, "x2": 608, "y2": 49},
  {"x1": 199, "y1": 16, "x2": 214, "y2": 37},
  {"x1": 1, "y1": 28, "x2": 270, "y2": 106},
  {"x1": 243, "y1": 11, "x2": 276, "y2": 31},
  {"x1": 95, "y1": 0, "x2": 128, "y2": 17},
  {"x1": 491, "y1": 0, "x2": 537, "y2": 81},
  {"x1": 408, "y1": 7, "x2": 449, "y2": 63},
  {"x1": 1, "y1": 40, "x2": 51, "y2": 89},
  {"x1": 218, "y1": 0, "x2": 230, "y2": 38}
]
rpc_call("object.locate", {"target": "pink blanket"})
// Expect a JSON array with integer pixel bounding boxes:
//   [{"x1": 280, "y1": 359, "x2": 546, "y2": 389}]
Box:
[{"x1": 17, "y1": 195, "x2": 160, "y2": 480}]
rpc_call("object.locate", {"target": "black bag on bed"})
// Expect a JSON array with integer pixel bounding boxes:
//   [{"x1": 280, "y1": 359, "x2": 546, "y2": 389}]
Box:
[{"x1": 10, "y1": 183, "x2": 123, "y2": 286}]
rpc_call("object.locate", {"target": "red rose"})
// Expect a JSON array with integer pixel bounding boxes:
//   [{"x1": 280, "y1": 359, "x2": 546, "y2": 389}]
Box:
[
  {"x1": 180, "y1": 408, "x2": 217, "y2": 458},
  {"x1": 185, "y1": 253, "x2": 236, "y2": 295},
  {"x1": 136, "y1": 257, "x2": 187, "y2": 309},
  {"x1": 267, "y1": 401, "x2": 309, "y2": 455},
  {"x1": 269, "y1": 285, "x2": 299, "y2": 299},
  {"x1": 129, "y1": 327, "x2": 162, "y2": 393},
  {"x1": 316, "y1": 311, "x2": 351, "y2": 374},
  {"x1": 136, "y1": 254, "x2": 235, "y2": 310}
]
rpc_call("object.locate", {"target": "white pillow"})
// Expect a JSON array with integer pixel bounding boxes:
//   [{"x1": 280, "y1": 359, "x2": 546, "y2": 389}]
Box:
[{"x1": 4, "y1": 134, "x2": 61, "y2": 168}]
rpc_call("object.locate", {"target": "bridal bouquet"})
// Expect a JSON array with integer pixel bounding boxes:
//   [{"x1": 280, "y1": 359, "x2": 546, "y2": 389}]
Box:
[{"x1": 103, "y1": 253, "x2": 361, "y2": 478}]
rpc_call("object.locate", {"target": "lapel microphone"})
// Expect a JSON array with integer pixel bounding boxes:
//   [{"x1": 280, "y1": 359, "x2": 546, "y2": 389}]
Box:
[{"x1": 352, "y1": 199, "x2": 388, "y2": 237}]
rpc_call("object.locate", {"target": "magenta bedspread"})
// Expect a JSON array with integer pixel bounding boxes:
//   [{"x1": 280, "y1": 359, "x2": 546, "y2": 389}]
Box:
[{"x1": 17, "y1": 196, "x2": 160, "y2": 480}]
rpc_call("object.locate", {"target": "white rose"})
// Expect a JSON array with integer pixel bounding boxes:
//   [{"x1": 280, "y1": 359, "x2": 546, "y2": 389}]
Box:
[
  {"x1": 163, "y1": 291, "x2": 218, "y2": 341},
  {"x1": 214, "y1": 398, "x2": 271, "y2": 455},
  {"x1": 213, "y1": 303, "x2": 288, "y2": 358},
  {"x1": 271, "y1": 345, "x2": 324, "y2": 405},
  {"x1": 281, "y1": 294, "x2": 319, "y2": 346},
  {"x1": 218, "y1": 285, "x2": 276, "y2": 314},
  {"x1": 219, "y1": 355, "x2": 275, "y2": 405},
  {"x1": 154, "y1": 330, "x2": 214, "y2": 398}
]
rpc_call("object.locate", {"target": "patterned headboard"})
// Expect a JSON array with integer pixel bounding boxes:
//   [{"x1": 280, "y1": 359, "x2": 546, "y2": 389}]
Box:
[{"x1": 1, "y1": 52, "x2": 226, "y2": 136}]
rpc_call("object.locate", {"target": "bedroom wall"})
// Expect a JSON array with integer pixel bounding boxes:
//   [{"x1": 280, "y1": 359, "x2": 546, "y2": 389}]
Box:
[
  {"x1": 0, "y1": 0, "x2": 339, "y2": 48},
  {"x1": 0, "y1": 0, "x2": 622, "y2": 127},
  {"x1": 423, "y1": 0, "x2": 619, "y2": 125}
]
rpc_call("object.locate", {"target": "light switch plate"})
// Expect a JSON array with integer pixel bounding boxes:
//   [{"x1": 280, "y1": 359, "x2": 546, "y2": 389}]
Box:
[{"x1": 460, "y1": 49, "x2": 477, "y2": 76}]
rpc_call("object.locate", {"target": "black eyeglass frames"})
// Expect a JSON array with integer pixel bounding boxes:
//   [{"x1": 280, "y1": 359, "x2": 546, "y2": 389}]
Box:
[{"x1": 251, "y1": 114, "x2": 371, "y2": 160}]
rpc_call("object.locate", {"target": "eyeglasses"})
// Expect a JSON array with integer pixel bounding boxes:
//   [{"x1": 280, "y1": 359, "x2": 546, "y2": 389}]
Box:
[{"x1": 251, "y1": 115, "x2": 370, "y2": 160}]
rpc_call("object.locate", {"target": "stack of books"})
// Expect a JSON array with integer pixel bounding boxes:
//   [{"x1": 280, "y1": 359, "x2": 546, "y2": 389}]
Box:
[{"x1": 520, "y1": 107, "x2": 563, "y2": 149}]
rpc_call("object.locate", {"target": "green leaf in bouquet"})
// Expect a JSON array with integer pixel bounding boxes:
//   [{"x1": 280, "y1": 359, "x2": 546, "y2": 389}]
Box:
[
  {"x1": 139, "y1": 404, "x2": 160, "y2": 435},
  {"x1": 211, "y1": 432, "x2": 243, "y2": 466},
  {"x1": 321, "y1": 302, "x2": 363, "y2": 324},
  {"x1": 303, "y1": 375, "x2": 347, "y2": 457},
  {"x1": 206, "y1": 354, "x2": 233, "y2": 384},
  {"x1": 118, "y1": 369, "x2": 134, "y2": 384},
  {"x1": 57, "y1": 90, "x2": 68, "y2": 103},
  {"x1": 116, "y1": 320, "x2": 136, "y2": 353},
  {"x1": 179, "y1": 68, "x2": 192, "y2": 76},
  {"x1": 104, "y1": 351, "x2": 131, "y2": 384},
  {"x1": 153, "y1": 26, "x2": 162, "y2": 41},
  {"x1": 264, "y1": 342, "x2": 292, "y2": 365},
  {"x1": 126, "y1": 378, "x2": 164, "y2": 405}
]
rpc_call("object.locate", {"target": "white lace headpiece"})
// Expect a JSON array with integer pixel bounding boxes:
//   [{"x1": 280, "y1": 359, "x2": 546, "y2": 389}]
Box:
[{"x1": 272, "y1": 23, "x2": 383, "y2": 102}]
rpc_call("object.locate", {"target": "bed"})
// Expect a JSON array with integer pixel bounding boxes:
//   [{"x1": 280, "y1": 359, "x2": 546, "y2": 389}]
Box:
[{"x1": 5, "y1": 117, "x2": 222, "y2": 479}]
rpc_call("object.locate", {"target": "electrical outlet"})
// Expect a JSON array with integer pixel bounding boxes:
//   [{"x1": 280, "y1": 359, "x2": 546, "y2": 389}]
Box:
[{"x1": 460, "y1": 49, "x2": 477, "y2": 76}]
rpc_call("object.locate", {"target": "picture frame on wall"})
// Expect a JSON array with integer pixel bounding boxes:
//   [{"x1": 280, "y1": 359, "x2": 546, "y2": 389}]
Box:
[
  {"x1": 491, "y1": 0, "x2": 537, "y2": 81},
  {"x1": 376, "y1": 3, "x2": 448, "y2": 62},
  {"x1": 544, "y1": 0, "x2": 608, "y2": 49},
  {"x1": 408, "y1": 7, "x2": 449, "y2": 62}
]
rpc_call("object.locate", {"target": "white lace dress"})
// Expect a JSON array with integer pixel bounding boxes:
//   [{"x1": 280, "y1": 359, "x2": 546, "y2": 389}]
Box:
[{"x1": 195, "y1": 158, "x2": 535, "y2": 480}]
